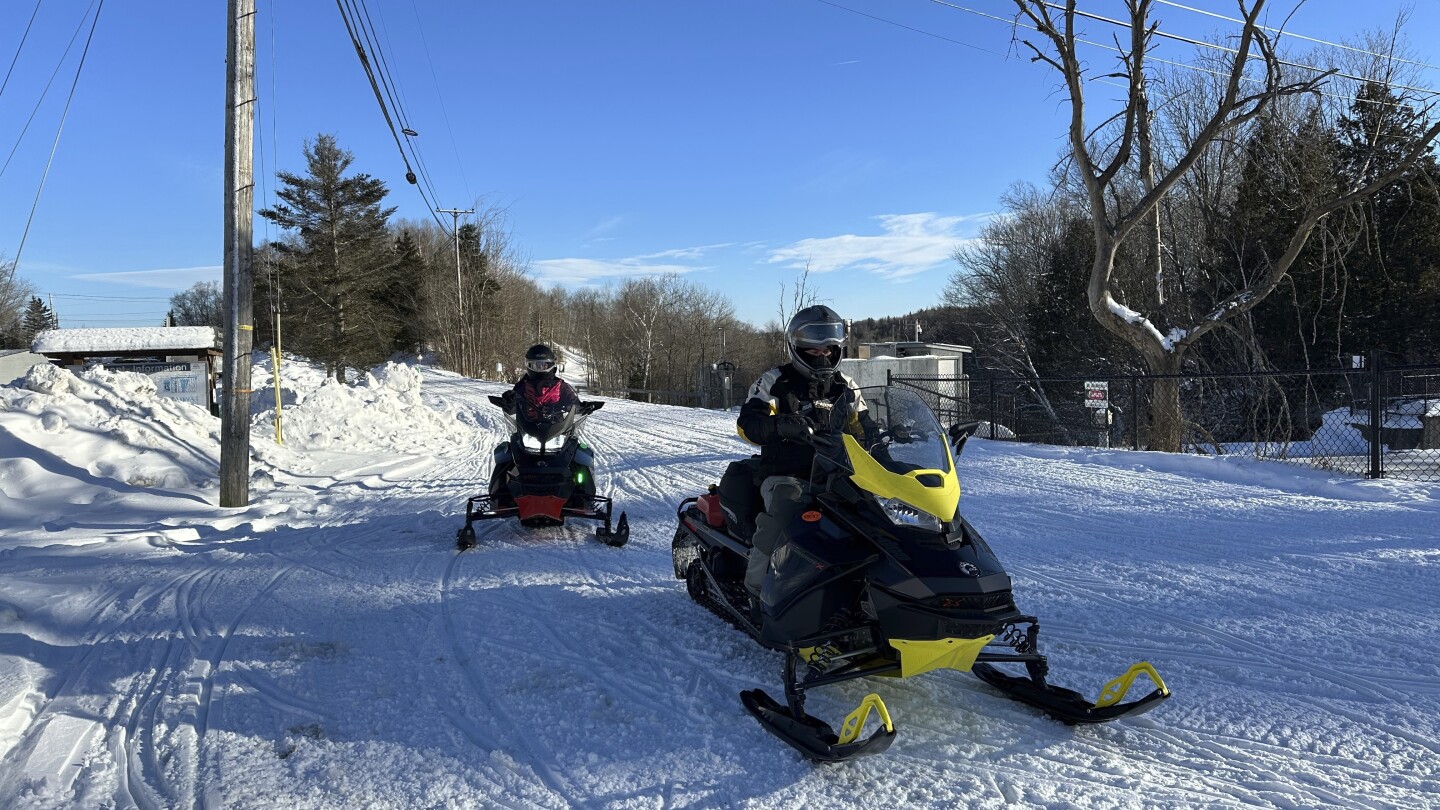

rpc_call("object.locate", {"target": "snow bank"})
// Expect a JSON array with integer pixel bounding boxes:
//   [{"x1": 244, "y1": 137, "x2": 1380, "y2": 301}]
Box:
[
  {"x1": 249, "y1": 360, "x2": 467, "y2": 455},
  {"x1": 0, "y1": 364, "x2": 223, "y2": 526}
]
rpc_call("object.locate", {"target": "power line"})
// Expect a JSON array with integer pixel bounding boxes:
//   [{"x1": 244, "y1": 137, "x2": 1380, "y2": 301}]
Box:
[
  {"x1": 47, "y1": 293, "x2": 174, "y2": 302},
  {"x1": 339, "y1": 0, "x2": 446, "y2": 216},
  {"x1": 811, "y1": 0, "x2": 1006, "y2": 56},
  {"x1": 1033, "y1": 1, "x2": 1440, "y2": 98},
  {"x1": 1153, "y1": 0, "x2": 1440, "y2": 74},
  {"x1": 0, "y1": 0, "x2": 98, "y2": 182},
  {"x1": 0, "y1": 0, "x2": 43, "y2": 101},
  {"x1": 333, "y1": 0, "x2": 449, "y2": 231},
  {"x1": 10, "y1": 0, "x2": 104, "y2": 276},
  {"x1": 920, "y1": 0, "x2": 1439, "y2": 106},
  {"x1": 408, "y1": 0, "x2": 471, "y2": 202}
]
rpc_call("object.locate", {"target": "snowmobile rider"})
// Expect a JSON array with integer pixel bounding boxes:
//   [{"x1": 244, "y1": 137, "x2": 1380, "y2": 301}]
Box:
[
  {"x1": 733, "y1": 305, "x2": 879, "y2": 602},
  {"x1": 501, "y1": 344, "x2": 579, "y2": 422}
]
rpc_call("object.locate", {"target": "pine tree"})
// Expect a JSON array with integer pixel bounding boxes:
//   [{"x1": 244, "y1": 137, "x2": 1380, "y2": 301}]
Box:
[
  {"x1": 258, "y1": 134, "x2": 398, "y2": 380},
  {"x1": 20, "y1": 296, "x2": 58, "y2": 345},
  {"x1": 1334, "y1": 83, "x2": 1440, "y2": 363}
]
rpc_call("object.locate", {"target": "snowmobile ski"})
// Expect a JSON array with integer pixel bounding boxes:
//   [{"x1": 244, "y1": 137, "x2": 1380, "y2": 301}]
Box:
[
  {"x1": 741, "y1": 687, "x2": 896, "y2": 762},
  {"x1": 971, "y1": 660, "x2": 1170, "y2": 724}
]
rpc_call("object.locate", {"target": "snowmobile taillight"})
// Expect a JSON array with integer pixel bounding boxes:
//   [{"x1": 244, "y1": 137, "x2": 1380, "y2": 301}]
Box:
[
  {"x1": 801, "y1": 510, "x2": 822, "y2": 522},
  {"x1": 697, "y1": 494, "x2": 726, "y2": 527}
]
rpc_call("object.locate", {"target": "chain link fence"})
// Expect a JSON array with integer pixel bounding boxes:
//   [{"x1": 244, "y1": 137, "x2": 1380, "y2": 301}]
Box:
[{"x1": 892, "y1": 358, "x2": 1440, "y2": 482}]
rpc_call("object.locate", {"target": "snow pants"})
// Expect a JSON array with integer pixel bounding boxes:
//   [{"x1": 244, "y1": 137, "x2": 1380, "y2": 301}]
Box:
[{"x1": 744, "y1": 475, "x2": 809, "y2": 598}]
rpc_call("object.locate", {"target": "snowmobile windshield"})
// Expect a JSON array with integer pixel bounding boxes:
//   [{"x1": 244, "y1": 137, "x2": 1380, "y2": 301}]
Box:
[
  {"x1": 514, "y1": 402, "x2": 580, "y2": 444},
  {"x1": 816, "y1": 386, "x2": 960, "y2": 524}
]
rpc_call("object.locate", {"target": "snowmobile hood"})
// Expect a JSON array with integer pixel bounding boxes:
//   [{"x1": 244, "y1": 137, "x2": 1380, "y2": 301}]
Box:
[
  {"x1": 842, "y1": 432, "x2": 959, "y2": 522},
  {"x1": 828, "y1": 387, "x2": 960, "y2": 523}
]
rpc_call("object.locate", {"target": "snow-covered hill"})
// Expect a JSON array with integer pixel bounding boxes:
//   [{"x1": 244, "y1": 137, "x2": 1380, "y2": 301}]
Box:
[{"x1": 1, "y1": 359, "x2": 1437, "y2": 809}]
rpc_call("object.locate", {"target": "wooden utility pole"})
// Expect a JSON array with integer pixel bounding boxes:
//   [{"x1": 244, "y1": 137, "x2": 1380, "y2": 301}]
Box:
[
  {"x1": 437, "y1": 207, "x2": 473, "y2": 376},
  {"x1": 221, "y1": 0, "x2": 255, "y2": 507}
]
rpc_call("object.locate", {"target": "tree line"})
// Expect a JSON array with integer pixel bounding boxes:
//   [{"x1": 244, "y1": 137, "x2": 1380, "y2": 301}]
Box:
[{"x1": 238, "y1": 133, "x2": 794, "y2": 391}]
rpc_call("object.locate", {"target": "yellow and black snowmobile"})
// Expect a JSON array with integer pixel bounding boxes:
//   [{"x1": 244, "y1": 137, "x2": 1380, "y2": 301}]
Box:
[{"x1": 671, "y1": 384, "x2": 1168, "y2": 761}]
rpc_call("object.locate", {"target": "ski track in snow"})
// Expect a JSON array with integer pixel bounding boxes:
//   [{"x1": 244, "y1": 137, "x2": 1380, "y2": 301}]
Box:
[{"x1": 0, "y1": 370, "x2": 1436, "y2": 808}]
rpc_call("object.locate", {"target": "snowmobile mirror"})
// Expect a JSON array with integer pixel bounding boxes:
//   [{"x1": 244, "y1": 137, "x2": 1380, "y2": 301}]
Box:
[{"x1": 948, "y1": 421, "x2": 982, "y2": 456}]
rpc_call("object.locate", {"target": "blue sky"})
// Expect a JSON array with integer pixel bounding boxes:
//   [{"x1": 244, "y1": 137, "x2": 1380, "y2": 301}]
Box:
[{"x1": 2, "y1": 1, "x2": 1438, "y2": 330}]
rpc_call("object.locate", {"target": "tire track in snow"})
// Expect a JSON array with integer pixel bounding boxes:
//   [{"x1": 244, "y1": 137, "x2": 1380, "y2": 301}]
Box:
[{"x1": 439, "y1": 536, "x2": 575, "y2": 809}]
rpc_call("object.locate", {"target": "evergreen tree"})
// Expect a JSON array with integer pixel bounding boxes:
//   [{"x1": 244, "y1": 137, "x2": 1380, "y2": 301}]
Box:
[
  {"x1": 376, "y1": 230, "x2": 428, "y2": 355},
  {"x1": 1025, "y1": 218, "x2": 1131, "y2": 376},
  {"x1": 1218, "y1": 107, "x2": 1341, "y2": 369},
  {"x1": 20, "y1": 296, "x2": 58, "y2": 345},
  {"x1": 1335, "y1": 83, "x2": 1440, "y2": 363},
  {"x1": 258, "y1": 134, "x2": 398, "y2": 380}
]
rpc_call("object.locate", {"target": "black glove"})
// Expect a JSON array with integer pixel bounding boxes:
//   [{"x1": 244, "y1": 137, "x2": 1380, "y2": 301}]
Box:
[
  {"x1": 890, "y1": 425, "x2": 914, "y2": 443},
  {"x1": 775, "y1": 414, "x2": 812, "y2": 443}
]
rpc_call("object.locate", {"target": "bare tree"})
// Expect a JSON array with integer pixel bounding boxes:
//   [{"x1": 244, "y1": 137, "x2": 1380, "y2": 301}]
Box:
[
  {"x1": 1012, "y1": 0, "x2": 1440, "y2": 450},
  {"x1": 0, "y1": 254, "x2": 36, "y2": 347}
]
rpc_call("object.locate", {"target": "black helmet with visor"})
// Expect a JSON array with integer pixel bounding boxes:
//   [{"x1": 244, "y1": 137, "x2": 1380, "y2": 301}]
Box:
[
  {"x1": 786, "y1": 305, "x2": 846, "y2": 381},
  {"x1": 524, "y1": 344, "x2": 557, "y2": 379}
]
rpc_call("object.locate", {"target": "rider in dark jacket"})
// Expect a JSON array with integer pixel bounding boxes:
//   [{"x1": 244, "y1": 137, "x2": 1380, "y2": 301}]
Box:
[
  {"x1": 502, "y1": 344, "x2": 579, "y2": 421},
  {"x1": 732, "y1": 305, "x2": 873, "y2": 600}
]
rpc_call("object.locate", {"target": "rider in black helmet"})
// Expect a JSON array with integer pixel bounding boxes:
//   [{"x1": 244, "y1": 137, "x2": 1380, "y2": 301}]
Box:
[
  {"x1": 501, "y1": 344, "x2": 579, "y2": 419},
  {"x1": 729, "y1": 305, "x2": 875, "y2": 603}
]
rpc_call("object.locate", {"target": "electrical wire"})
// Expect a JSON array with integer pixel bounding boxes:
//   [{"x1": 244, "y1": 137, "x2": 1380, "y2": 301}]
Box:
[
  {"x1": 0, "y1": 0, "x2": 43, "y2": 101},
  {"x1": 1153, "y1": 0, "x2": 1440, "y2": 74},
  {"x1": 0, "y1": 0, "x2": 97, "y2": 182},
  {"x1": 336, "y1": 0, "x2": 449, "y2": 227},
  {"x1": 10, "y1": 0, "x2": 104, "y2": 276},
  {"x1": 409, "y1": 0, "x2": 472, "y2": 202},
  {"x1": 1033, "y1": 1, "x2": 1440, "y2": 98},
  {"x1": 812, "y1": 0, "x2": 1006, "y2": 56},
  {"x1": 922, "y1": 0, "x2": 1438, "y2": 107},
  {"x1": 333, "y1": 0, "x2": 449, "y2": 232}
]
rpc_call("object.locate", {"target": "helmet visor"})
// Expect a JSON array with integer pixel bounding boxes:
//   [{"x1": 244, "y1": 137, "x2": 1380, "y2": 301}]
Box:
[
  {"x1": 790, "y1": 320, "x2": 845, "y2": 348},
  {"x1": 525, "y1": 358, "x2": 556, "y2": 373}
]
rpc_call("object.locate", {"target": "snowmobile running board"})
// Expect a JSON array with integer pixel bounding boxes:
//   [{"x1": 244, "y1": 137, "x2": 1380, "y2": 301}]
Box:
[{"x1": 971, "y1": 661, "x2": 1170, "y2": 724}]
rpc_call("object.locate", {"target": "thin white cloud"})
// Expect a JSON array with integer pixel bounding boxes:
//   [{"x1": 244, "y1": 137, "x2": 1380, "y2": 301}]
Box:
[
  {"x1": 532, "y1": 258, "x2": 697, "y2": 286},
  {"x1": 635, "y1": 243, "x2": 734, "y2": 261},
  {"x1": 583, "y1": 215, "x2": 625, "y2": 240},
  {"x1": 69, "y1": 265, "x2": 223, "y2": 289},
  {"x1": 767, "y1": 213, "x2": 989, "y2": 281},
  {"x1": 536, "y1": 242, "x2": 736, "y2": 285}
]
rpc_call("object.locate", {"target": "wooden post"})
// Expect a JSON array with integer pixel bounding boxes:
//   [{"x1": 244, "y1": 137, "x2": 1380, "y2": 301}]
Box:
[{"x1": 221, "y1": 0, "x2": 255, "y2": 507}]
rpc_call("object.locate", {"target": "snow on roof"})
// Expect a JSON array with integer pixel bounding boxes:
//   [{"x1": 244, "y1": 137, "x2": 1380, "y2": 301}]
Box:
[{"x1": 32, "y1": 326, "x2": 218, "y2": 354}]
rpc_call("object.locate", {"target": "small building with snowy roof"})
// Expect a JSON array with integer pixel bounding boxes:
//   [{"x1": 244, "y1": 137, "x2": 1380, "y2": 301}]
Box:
[{"x1": 32, "y1": 326, "x2": 220, "y2": 413}]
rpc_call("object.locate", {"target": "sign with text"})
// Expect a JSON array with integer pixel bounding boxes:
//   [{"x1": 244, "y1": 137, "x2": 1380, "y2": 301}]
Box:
[
  {"x1": 1084, "y1": 380, "x2": 1110, "y2": 409},
  {"x1": 105, "y1": 361, "x2": 209, "y2": 408}
]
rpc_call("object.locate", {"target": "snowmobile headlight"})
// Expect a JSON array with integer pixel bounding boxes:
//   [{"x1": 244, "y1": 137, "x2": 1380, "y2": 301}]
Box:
[
  {"x1": 520, "y1": 433, "x2": 567, "y2": 452},
  {"x1": 877, "y1": 497, "x2": 943, "y2": 532}
]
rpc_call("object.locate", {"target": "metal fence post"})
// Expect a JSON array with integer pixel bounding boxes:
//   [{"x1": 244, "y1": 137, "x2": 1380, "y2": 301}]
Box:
[
  {"x1": 1130, "y1": 375, "x2": 1140, "y2": 450},
  {"x1": 988, "y1": 378, "x2": 997, "y2": 439},
  {"x1": 1369, "y1": 350, "x2": 1383, "y2": 479}
]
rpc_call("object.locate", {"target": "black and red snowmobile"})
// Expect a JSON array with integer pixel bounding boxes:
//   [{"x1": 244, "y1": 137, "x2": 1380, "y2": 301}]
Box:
[
  {"x1": 457, "y1": 392, "x2": 627, "y2": 549},
  {"x1": 671, "y1": 384, "x2": 1168, "y2": 761}
]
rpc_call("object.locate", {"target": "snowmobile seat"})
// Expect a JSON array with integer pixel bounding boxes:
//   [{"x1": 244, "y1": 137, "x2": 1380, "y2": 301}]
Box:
[{"x1": 718, "y1": 457, "x2": 762, "y2": 542}]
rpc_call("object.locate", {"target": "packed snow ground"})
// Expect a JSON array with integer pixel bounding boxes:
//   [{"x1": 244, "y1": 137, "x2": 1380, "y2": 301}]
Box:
[{"x1": 1, "y1": 358, "x2": 1438, "y2": 809}]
